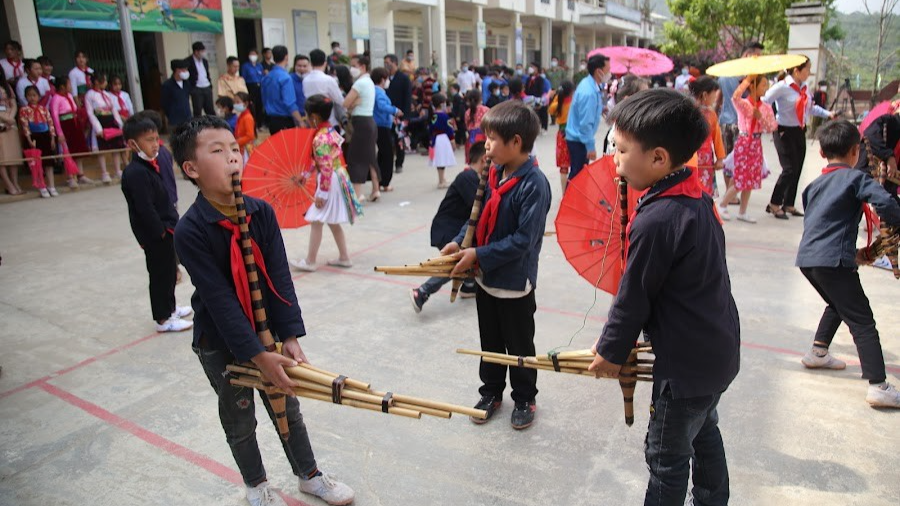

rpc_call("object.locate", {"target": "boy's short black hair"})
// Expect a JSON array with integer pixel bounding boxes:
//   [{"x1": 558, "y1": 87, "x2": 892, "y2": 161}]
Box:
[
  {"x1": 741, "y1": 41, "x2": 764, "y2": 55},
  {"x1": 294, "y1": 54, "x2": 309, "y2": 65},
  {"x1": 480, "y1": 100, "x2": 540, "y2": 153},
  {"x1": 235, "y1": 91, "x2": 251, "y2": 106},
  {"x1": 488, "y1": 81, "x2": 499, "y2": 92},
  {"x1": 171, "y1": 115, "x2": 232, "y2": 167},
  {"x1": 171, "y1": 59, "x2": 188, "y2": 72},
  {"x1": 123, "y1": 114, "x2": 158, "y2": 141},
  {"x1": 468, "y1": 141, "x2": 486, "y2": 165},
  {"x1": 817, "y1": 119, "x2": 860, "y2": 159},
  {"x1": 609, "y1": 88, "x2": 708, "y2": 168},
  {"x1": 272, "y1": 45, "x2": 288, "y2": 64},
  {"x1": 192, "y1": 41, "x2": 205, "y2": 52},
  {"x1": 37, "y1": 55, "x2": 52, "y2": 66},
  {"x1": 134, "y1": 109, "x2": 164, "y2": 130},
  {"x1": 332, "y1": 41, "x2": 341, "y2": 49},
  {"x1": 216, "y1": 95, "x2": 234, "y2": 111},
  {"x1": 305, "y1": 94, "x2": 334, "y2": 121},
  {"x1": 432, "y1": 93, "x2": 446, "y2": 108},
  {"x1": 309, "y1": 49, "x2": 327, "y2": 67},
  {"x1": 226, "y1": 56, "x2": 239, "y2": 65}
]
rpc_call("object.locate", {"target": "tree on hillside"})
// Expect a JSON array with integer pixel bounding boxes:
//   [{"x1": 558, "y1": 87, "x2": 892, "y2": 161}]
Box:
[{"x1": 864, "y1": 0, "x2": 899, "y2": 94}]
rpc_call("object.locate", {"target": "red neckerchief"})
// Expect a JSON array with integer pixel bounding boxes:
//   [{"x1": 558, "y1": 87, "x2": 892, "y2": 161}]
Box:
[
  {"x1": 28, "y1": 104, "x2": 46, "y2": 123},
  {"x1": 96, "y1": 89, "x2": 113, "y2": 110},
  {"x1": 789, "y1": 82, "x2": 808, "y2": 128},
  {"x1": 112, "y1": 91, "x2": 128, "y2": 116},
  {"x1": 65, "y1": 93, "x2": 77, "y2": 114},
  {"x1": 7, "y1": 58, "x2": 21, "y2": 77},
  {"x1": 476, "y1": 165, "x2": 521, "y2": 246},
  {"x1": 821, "y1": 163, "x2": 879, "y2": 247},
  {"x1": 148, "y1": 158, "x2": 160, "y2": 174},
  {"x1": 78, "y1": 66, "x2": 91, "y2": 88},
  {"x1": 217, "y1": 216, "x2": 292, "y2": 326},
  {"x1": 624, "y1": 168, "x2": 716, "y2": 259},
  {"x1": 748, "y1": 97, "x2": 763, "y2": 134}
]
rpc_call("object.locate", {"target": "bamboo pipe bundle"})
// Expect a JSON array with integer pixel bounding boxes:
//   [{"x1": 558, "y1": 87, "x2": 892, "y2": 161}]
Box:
[
  {"x1": 373, "y1": 264, "x2": 469, "y2": 278},
  {"x1": 450, "y1": 165, "x2": 488, "y2": 302}
]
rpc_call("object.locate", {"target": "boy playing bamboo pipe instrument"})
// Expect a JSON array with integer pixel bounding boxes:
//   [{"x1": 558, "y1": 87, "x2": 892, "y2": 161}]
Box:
[
  {"x1": 171, "y1": 116, "x2": 354, "y2": 506},
  {"x1": 444, "y1": 101, "x2": 552, "y2": 430},
  {"x1": 588, "y1": 89, "x2": 740, "y2": 506}
]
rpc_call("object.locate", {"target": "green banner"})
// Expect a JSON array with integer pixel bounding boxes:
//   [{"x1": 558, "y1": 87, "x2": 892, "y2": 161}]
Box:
[
  {"x1": 36, "y1": 0, "x2": 223, "y2": 33},
  {"x1": 233, "y1": 0, "x2": 261, "y2": 19}
]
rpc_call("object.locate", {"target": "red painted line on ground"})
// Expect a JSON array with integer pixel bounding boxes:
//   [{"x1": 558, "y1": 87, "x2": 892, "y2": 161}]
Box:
[
  {"x1": 348, "y1": 224, "x2": 427, "y2": 258},
  {"x1": 37, "y1": 382, "x2": 313, "y2": 506}
]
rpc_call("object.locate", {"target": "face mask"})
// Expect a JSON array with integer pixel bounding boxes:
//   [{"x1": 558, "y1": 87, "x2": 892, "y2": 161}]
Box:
[
  {"x1": 133, "y1": 142, "x2": 158, "y2": 162},
  {"x1": 819, "y1": 86, "x2": 827, "y2": 92},
  {"x1": 350, "y1": 67, "x2": 361, "y2": 79},
  {"x1": 461, "y1": 66, "x2": 468, "y2": 72},
  {"x1": 215, "y1": 108, "x2": 223, "y2": 117},
  {"x1": 416, "y1": 77, "x2": 424, "y2": 84},
  {"x1": 200, "y1": 51, "x2": 207, "y2": 59},
  {"x1": 666, "y1": 82, "x2": 674, "y2": 88},
  {"x1": 407, "y1": 56, "x2": 414, "y2": 62},
  {"x1": 178, "y1": 71, "x2": 190, "y2": 80},
  {"x1": 550, "y1": 60, "x2": 558, "y2": 68},
  {"x1": 601, "y1": 71, "x2": 612, "y2": 84},
  {"x1": 516, "y1": 69, "x2": 523, "y2": 75},
  {"x1": 493, "y1": 90, "x2": 500, "y2": 96},
  {"x1": 579, "y1": 64, "x2": 587, "y2": 71},
  {"x1": 382, "y1": 81, "x2": 390, "y2": 90},
  {"x1": 234, "y1": 103, "x2": 246, "y2": 113},
  {"x1": 249, "y1": 55, "x2": 258, "y2": 63},
  {"x1": 528, "y1": 67, "x2": 535, "y2": 74},
  {"x1": 681, "y1": 68, "x2": 689, "y2": 76}
]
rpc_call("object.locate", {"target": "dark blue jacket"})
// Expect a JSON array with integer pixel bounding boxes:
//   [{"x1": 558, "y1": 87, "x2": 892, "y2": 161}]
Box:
[
  {"x1": 157, "y1": 144, "x2": 178, "y2": 206},
  {"x1": 796, "y1": 163, "x2": 900, "y2": 268},
  {"x1": 454, "y1": 156, "x2": 551, "y2": 291},
  {"x1": 174, "y1": 193, "x2": 306, "y2": 361},
  {"x1": 290, "y1": 72, "x2": 306, "y2": 114},
  {"x1": 596, "y1": 168, "x2": 740, "y2": 399},
  {"x1": 160, "y1": 77, "x2": 192, "y2": 130},
  {"x1": 120, "y1": 155, "x2": 178, "y2": 247},
  {"x1": 432, "y1": 168, "x2": 480, "y2": 248},
  {"x1": 241, "y1": 61, "x2": 264, "y2": 85}
]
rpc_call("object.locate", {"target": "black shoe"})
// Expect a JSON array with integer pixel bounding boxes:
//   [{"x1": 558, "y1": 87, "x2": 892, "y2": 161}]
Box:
[
  {"x1": 395, "y1": 166, "x2": 403, "y2": 174},
  {"x1": 470, "y1": 394, "x2": 502, "y2": 424},
  {"x1": 784, "y1": 206, "x2": 804, "y2": 217},
  {"x1": 409, "y1": 288, "x2": 428, "y2": 313},
  {"x1": 511, "y1": 401, "x2": 536, "y2": 430},
  {"x1": 766, "y1": 204, "x2": 789, "y2": 220}
]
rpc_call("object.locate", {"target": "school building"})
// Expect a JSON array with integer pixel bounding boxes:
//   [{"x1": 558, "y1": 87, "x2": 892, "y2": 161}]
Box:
[{"x1": 2, "y1": 0, "x2": 656, "y2": 108}]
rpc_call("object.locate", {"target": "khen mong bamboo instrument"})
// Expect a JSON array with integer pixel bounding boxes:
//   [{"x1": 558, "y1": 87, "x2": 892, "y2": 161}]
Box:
[
  {"x1": 865, "y1": 122, "x2": 900, "y2": 278},
  {"x1": 450, "y1": 166, "x2": 488, "y2": 301},
  {"x1": 232, "y1": 173, "x2": 290, "y2": 440}
]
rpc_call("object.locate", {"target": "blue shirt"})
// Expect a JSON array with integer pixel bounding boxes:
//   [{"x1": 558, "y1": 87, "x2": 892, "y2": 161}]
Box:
[
  {"x1": 225, "y1": 113, "x2": 237, "y2": 132},
  {"x1": 718, "y1": 76, "x2": 740, "y2": 125},
  {"x1": 290, "y1": 72, "x2": 306, "y2": 114},
  {"x1": 241, "y1": 61, "x2": 264, "y2": 85},
  {"x1": 762, "y1": 75, "x2": 830, "y2": 127},
  {"x1": 565, "y1": 77, "x2": 603, "y2": 152},
  {"x1": 174, "y1": 193, "x2": 307, "y2": 361},
  {"x1": 453, "y1": 157, "x2": 552, "y2": 291},
  {"x1": 482, "y1": 76, "x2": 507, "y2": 106},
  {"x1": 261, "y1": 66, "x2": 298, "y2": 117},
  {"x1": 373, "y1": 86, "x2": 398, "y2": 128}
]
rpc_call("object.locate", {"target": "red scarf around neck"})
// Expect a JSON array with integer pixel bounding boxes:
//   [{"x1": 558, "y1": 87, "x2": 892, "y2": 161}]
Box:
[
  {"x1": 217, "y1": 216, "x2": 292, "y2": 326},
  {"x1": 7, "y1": 58, "x2": 21, "y2": 77},
  {"x1": 821, "y1": 163, "x2": 879, "y2": 247},
  {"x1": 790, "y1": 82, "x2": 808, "y2": 128},
  {"x1": 476, "y1": 165, "x2": 521, "y2": 246},
  {"x1": 113, "y1": 91, "x2": 128, "y2": 117}
]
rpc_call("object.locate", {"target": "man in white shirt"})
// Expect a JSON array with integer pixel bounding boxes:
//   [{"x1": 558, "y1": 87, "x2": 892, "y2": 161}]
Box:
[
  {"x1": 456, "y1": 62, "x2": 480, "y2": 94},
  {"x1": 15, "y1": 59, "x2": 51, "y2": 106},
  {"x1": 302, "y1": 49, "x2": 345, "y2": 126},
  {"x1": 674, "y1": 66, "x2": 692, "y2": 92},
  {"x1": 186, "y1": 41, "x2": 215, "y2": 116}
]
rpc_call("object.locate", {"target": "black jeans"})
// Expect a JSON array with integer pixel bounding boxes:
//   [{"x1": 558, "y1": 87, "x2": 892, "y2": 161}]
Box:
[
  {"x1": 644, "y1": 387, "x2": 729, "y2": 506},
  {"x1": 194, "y1": 345, "x2": 318, "y2": 486},
  {"x1": 267, "y1": 115, "x2": 295, "y2": 136},
  {"x1": 144, "y1": 234, "x2": 176, "y2": 322},
  {"x1": 476, "y1": 287, "x2": 538, "y2": 403},
  {"x1": 247, "y1": 82, "x2": 266, "y2": 129},
  {"x1": 800, "y1": 266, "x2": 887, "y2": 383},
  {"x1": 770, "y1": 125, "x2": 807, "y2": 208},
  {"x1": 392, "y1": 126, "x2": 405, "y2": 169},
  {"x1": 190, "y1": 86, "x2": 215, "y2": 117},
  {"x1": 376, "y1": 126, "x2": 394, "y2": 187}
]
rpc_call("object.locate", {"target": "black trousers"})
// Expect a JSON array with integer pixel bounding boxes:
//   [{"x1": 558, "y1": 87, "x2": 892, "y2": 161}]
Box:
[
  {"x1": 393, "y1": 127, "x2": 405, "y2": 169},
  {"x1": 800, "y1": 267, "x2": 887, "y2": 383},
  {"x1": 247, "y1": 82, "x2": 266, "y2": 129},
  {"x1": 476, "y1": 287, "x2": 538, "y2": 403},
  {"x1": 537, "y1": 105, "x2": 549, "y2": 131},
  {"x1": 190, "y1": 86, "x2": 215, "y2": 117},
  {"x1": 770, "y1": 125, "x2": 807, "y2": 208},
  {"x1": 144, "y1": 234, "x2": 177, "y2": 322},
  {"x1": 267, "y1": 115, "x2": 295, "y2": 136},
  {"x1": 376, "y1": 126, "x2": 394, "y2": 187}
]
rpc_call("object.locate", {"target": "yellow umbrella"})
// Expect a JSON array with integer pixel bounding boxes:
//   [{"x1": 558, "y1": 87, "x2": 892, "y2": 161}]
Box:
[{"x1": 706, "y1": 54, "x2": 808, "y2": 77}]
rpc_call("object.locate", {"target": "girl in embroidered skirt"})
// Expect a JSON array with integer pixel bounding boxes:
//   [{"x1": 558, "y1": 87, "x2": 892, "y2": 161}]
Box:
[
  {"x1": 464, "y1": 90, "x2": 489, "y2": 161},
  {"x1": 290, "y1": 95, "x2": 363, "y2": 273},
  {"x1": 85, "y1": 73, "x2": 125, "y2": 184},
  {"x1": 19, "y1": 86, "x2": 57, "y2": 198},
  {"x1": 430, "y1": 93, "x2": 457, "y2": 189},
  {"x1": 50, "y1": 76, "x2": 94, "y2": 189},
  {"x1": 0, "y1": 82, "x2": 24, "y2": 195},
  {"x1": 109, "y1": 75, "x2": 135, "y2": 171},
  {"x1": 688, "y1": 76, "x2": 726, "y2": 196},
  {"x1": 548, "y1": 80, "x2": 574, "y2": 192},
  {"x1": 717, "y1": 75, "x2": 776, "y2": 223}
]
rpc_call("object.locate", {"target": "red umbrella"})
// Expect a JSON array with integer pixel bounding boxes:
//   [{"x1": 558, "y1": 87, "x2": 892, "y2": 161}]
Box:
[
  {"x1": 859, "y1": 100, "x2": 899, "y2": 135},
  {"x1": 242, "y1": 128, "x2": 317, "y2": 229},
  {"x1": 555, "y1": 156, "x2": 640, "y2": 296},
  {"x1": 588, "y1": 46, "x2": 673, "y2": 76}
]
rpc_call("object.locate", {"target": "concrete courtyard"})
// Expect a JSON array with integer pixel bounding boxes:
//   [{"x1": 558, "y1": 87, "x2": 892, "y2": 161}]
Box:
[{"x1": 0, "y1": 125, "x2": 898, "y2": 506}]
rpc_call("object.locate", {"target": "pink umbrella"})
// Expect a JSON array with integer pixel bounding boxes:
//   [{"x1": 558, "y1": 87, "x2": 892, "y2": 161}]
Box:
[
  {"x1": 587, "y1": 46, "x2": 673, "y2": 76},
  {"x1": 859, "y1": 100, "x2": 899, "y2": 135}
]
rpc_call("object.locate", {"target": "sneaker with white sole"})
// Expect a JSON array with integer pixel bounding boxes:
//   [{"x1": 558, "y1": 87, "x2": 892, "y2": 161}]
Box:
[
  {"x1": 290, "y1": 258, "x2": 317, "y2": 272},
  {"x1": 101, "y1": 172, "x2": 112, "y2": 184},
  {"x1": 48, "y1": 187, "x2": 59, "y2": 197},
  {"x1": 173, "y1": 306, "x2": 193, "y2": 318},
  {"x1": 67, "y1": 179, "x2": 79, "y2": 189},
  {"x1": 298, "y1": 473, "x2": 354, "y2": 505},
  {"x1": 77, "y1": 175, "x2": 94, "y2": 185},
  {"x1": 156, "y1": 316, "x2": 194, "y2": 333},
  {"x1": 801, "y1": 347, "x2": 846, "y2": 370},
  {"x1": 718, "y1": 206, "x2": 731, "y2": 221},
  {"x1": 39, "y1": 188, "x2": 51, "y2": 198},
  {"x1": 246, "y1": 481, "x2": 287, "y2": 506},
  {"x1": 866, "y1": 382, "x2": 900, "y2": 408},
  {"x1": 736, "y1": 213, "x2": 756, "y2": 223}
]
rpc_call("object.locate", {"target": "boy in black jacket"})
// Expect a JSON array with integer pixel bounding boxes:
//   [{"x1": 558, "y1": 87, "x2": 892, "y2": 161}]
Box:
[
  {"x1": 796, "y1": 119, "x2": 900, "y2": 408},
  {"x1": 172, "y1": 116, "x2": 353, "y2": 506},
  {"x1": 589, "y1": 89, "x2": 740, "y2": 506},
  {"x1": 120, "y1": 115, "x2": 193, "y2": 332},
  {"x1": 409, "y1": 141, "x2": 487, "y2": 312}
]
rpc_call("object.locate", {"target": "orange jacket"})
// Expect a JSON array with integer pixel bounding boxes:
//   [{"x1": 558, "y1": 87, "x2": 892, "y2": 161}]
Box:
[{"x1": 235, "y1": 109, "x2": 256, "y2": 154}]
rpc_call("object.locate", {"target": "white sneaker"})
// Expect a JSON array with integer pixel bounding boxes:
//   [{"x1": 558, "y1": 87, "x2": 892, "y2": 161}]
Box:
[
  {"x1": 718, "y1": 206, "x2": 731, "y2": 221},
  {"x1": 736, "y1": 213, "x2": 756, "y2": 223},
  {"x1": 866, "y1": 382, "x2": 900, "y2": 408},
  {"x1": 801, "y1": 347, "x2": 846, "y2": 370},
  {"x1": 299, "y1": 473, "x2": 355, "y2": 505},
  {"x1": 156, "y1": 316, "x2": 193, "y2": 333},
  {"x1": 246, "y1": 482, "x2": 287, "y2": 506},
  {"x1": 172, "y1": 305, "x2": 193, "y2": 318},
  {"x1": 101, "y1": 172, "x2": 112, "y2": 184},
  {"x1": 290, "y1": 258, "x2": 317, "y2": 272},
  {"x1": 39, "y1": 188, "x2": 50, "y2": 198},
  {"x1": 48, "y1": 187, "x2": 59, "y2": 197}
]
